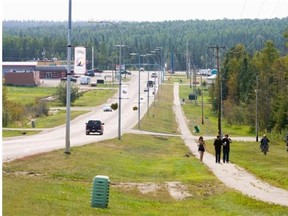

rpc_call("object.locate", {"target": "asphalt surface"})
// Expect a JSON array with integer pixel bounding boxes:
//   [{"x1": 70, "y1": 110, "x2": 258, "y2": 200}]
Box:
[{"x1": 2, "y1": 71, "x2": 156, "y2": 162}]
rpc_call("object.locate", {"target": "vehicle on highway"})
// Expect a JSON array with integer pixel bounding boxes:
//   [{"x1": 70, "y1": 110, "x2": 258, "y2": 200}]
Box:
[
  {"x1": 85, "y1": 68, "x2": 104, "y2": 76},
  {"x1": 103, "y1": 105, "x2": 113, "y2": 112},
  {"x1": 85, "y1": 120, "x2": 104, "y2": 135},
  {"x1": 80, "y1": 75, "x2": 91, "y2": 85},
  {"x1": 61, "y1": 76, "x2": 77, "y2": 82},
  {"x1": 94, "y1": 68, "x2": 103, "y2": 73},
  {"x1": 147, "y1": 80, "x2": 154, "y2": 87},
  {"x1": 84, "y1": 70, "x2": 95, "y2": 77},
  {"x1": 151, "y1": 72, "x2": 158, "y2": 78},
  {"x1": 121, "y1": 70, "x2": 131, "y2": 75}
]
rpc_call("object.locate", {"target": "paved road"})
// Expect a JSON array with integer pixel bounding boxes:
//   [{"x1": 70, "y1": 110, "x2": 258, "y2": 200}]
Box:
[
  {"x1": 173, "y1": 82, "x2": 288, "y2": 207},
  {"x1": 3, "y1": 71, "x2": 157, "y2": 162}
]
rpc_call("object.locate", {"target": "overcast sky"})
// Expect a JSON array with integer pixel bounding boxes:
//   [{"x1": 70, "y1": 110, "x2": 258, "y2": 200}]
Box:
[{"x1": 2, "y1": 0, "x2": 288, "y2": 22}]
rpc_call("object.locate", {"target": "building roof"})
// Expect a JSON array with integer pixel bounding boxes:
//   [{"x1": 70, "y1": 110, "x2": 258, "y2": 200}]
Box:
[{"x1": 2, "y1": 61, "x2": 38, "y2": 66}]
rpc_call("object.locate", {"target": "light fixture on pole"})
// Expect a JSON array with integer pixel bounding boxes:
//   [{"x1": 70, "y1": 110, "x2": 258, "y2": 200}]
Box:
[
  {"x1": 146, "y1": 53, "x2": 158, "y2": 106},
  {"x1": 130, "y1": 52, "x2": 141, "y2": 129},
  {"x1": 65, "y1": 0, "x2": 72, "y2": 154},
  {"x1": 89, "y1": 20, "x2": 124, "y2": 140}
]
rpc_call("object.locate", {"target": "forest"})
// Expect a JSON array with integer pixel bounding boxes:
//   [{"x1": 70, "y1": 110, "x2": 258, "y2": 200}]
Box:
[
  {"x1": 2, "y1": 18, "x2": 288, "y2": 133},
  {"x1": 2, "y1": 18, "x2": 288, "y2": 70}
]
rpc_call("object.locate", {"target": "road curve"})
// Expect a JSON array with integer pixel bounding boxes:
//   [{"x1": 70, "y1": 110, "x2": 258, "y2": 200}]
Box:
[{"x1": 173, "y1": 82, "x2": 288, "y2": 207}]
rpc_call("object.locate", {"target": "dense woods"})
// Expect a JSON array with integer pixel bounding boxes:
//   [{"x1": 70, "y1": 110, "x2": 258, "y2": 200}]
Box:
[
  {"x1": 2, "y1": 19, "x2": 288, "y2": 133},
  {"x1": 3, "y1": 19, "x2": 288, "y2": 70}
]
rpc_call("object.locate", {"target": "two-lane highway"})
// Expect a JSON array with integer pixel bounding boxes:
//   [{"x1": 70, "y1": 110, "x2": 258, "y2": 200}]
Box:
[{"x1": 3, "y1": 71, "x2": 159, "y2": 162}]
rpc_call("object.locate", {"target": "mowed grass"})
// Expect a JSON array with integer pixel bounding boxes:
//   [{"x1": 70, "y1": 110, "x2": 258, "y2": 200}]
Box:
[
  {"x1": 3, "y1": 134, "x2": 288, "y2": 215},
  {"x1": 3, "y1": 77, "x2": 288, "y2": 215},
  {"x1": 139, "y1": 84, "x2": 180, "y2": 134}
]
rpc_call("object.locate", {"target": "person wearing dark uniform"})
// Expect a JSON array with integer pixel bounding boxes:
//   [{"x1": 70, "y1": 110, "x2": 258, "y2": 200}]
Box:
[
  {"x1": 214, "y1": 135, "x2": 222, "y2": 163},
  {"x1": 222, "y1": 134, "x2": 232, "y2": 163}
]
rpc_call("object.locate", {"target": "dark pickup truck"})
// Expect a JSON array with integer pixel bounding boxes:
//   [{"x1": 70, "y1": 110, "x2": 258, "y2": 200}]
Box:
[{"x1": 85, "y1": 120, "x2": 104, "y2": 135}]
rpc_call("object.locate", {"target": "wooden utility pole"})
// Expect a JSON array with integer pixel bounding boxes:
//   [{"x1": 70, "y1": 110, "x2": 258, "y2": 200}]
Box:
[{"x1": 209, "y1": 45, "x2": 225, "y2": 136}]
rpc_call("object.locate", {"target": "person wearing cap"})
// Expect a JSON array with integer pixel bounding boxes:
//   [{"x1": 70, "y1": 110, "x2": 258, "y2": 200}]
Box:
[
  {"x1": 213, "y1": 134, "x2": 222, "y2": 163},
  {"x1": 222, "y1": 134, "x2": 232, "y2": 163}
]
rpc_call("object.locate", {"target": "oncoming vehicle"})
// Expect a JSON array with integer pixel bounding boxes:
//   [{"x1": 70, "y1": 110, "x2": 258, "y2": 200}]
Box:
[
  {"x1": 61, "y1": 76, "x2": 77, "y2": 82},
  {"x1": 85, "y1": 120, "x2": 104, "y2": 135},
  {"x1": 103, "y1": 105, "x2": 112, "y2": 112}
]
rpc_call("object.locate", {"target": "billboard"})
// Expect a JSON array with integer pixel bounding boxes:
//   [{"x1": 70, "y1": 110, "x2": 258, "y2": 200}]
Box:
[{"x1": 74, "y1": 46, "x2": 86, "y2": 74}]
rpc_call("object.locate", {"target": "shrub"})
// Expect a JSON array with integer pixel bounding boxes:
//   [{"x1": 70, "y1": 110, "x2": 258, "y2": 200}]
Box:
[{"x1": 55, "y1": 82, "x2": 82, "y2": 105}]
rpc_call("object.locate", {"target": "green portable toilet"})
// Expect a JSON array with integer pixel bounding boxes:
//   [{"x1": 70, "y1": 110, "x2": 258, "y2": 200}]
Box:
[{"x1": 91, "y1": 175, "x2": 110, "y2": 208}]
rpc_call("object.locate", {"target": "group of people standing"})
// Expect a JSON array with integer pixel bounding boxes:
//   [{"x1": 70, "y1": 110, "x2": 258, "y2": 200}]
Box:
[
  {"x1": 197, "y1": 134, "x2": 232, "y2": 163},
  {"x1": 213, "y1": 134, "x2": 232, "y2": 163}
]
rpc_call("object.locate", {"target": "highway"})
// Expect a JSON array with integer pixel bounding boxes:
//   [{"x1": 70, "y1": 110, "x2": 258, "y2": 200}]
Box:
[{"x1": 3, "y1": 71, "x2": 159, "y2": 162}]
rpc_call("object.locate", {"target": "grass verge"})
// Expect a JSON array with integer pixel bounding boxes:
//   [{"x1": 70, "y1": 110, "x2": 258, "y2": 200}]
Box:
[{"x1": 3, "y1": 134, "x2": 288, "y2": 215}]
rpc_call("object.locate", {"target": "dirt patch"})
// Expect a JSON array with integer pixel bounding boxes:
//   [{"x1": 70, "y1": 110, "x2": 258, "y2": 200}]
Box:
[
  {"x1": 166, "y1": 181, "x2": 193, "y2": 200},
  {"x1": 113, "y1": 182, "x2": 192, "y2": 200}
]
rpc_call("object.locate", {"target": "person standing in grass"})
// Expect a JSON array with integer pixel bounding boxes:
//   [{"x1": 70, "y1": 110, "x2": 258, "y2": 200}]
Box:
[
  {"x1": 222, "y1": 134, "x2": 232, "y2": 163},
  {"x1": 197, "y1": 136, "x2": 206, "y2": 162},
  {"x1": 213, "y1": 135, "x2": 222, "y2": 163}
]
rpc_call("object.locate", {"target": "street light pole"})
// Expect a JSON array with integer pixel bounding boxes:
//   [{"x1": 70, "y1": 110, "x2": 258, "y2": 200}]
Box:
[
  {"x1": 147, "y1": 53, "x2": 158, "y2": 106},
  {"x1": 130, "y1": 52, "x2": 141, "y2": 129},
  {"x1": 90, "y1": 20, "x2": 123, "y2": 140},
  {"x1": 155, "y1": 47, "x2": 165, "y2": 82},
  {"x1": 65, "y1": 0, "x2": 72, "y2": 154}
]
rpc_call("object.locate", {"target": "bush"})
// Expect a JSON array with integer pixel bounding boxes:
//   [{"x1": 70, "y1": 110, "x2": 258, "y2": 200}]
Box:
[
  {"x1": 55, "y1": 82, "x2": 82, "y2": 105},
  {"x1": 111, "y1": 103, "x2": 118, "y2": 110}
]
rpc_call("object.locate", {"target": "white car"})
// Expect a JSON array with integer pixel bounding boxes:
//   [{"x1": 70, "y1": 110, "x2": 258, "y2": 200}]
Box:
[{"x1": 103, "y1": 105, "x2": 112, "y2": 112}]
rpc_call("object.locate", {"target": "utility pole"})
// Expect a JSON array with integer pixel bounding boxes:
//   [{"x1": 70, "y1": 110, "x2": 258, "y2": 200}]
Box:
[
  {"x1": 65, "y1": 0, "x2": 72, "y2": 154},
  {"x1": 209, "y1": 45, "x2": 225, "y2": 136},
  {"x1": 256, "y1": 76, "x2": 259, "y2": 142}
]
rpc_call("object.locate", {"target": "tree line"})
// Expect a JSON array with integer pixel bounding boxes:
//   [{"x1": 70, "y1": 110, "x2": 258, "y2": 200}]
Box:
[
  {"x1": 2, "y1": 19, "x2": 288, "y2": 133},
  {"x1": 3, "y1": 18, "x2": 288, "y2": 70},
  {"x1": 209, "y1": 38, "x2": 288, "y2": 134}
]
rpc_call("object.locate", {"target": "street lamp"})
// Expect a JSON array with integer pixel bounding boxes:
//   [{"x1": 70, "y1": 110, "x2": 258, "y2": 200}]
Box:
[
  {"x1": 146, "y1": 53, "x2": 158, "y2": 106},
  {"x1": 130, "y1": 52, "x2": 141, "y2": 129},
  {"x1": 150, "y1": 50, "x2": 161, "y2": 87},
  {"x1": 89, "y1": 20, "x2": 123, "y2": 140},
  {"x1": 155, "y1": 47, "x2": 165, "y2": 82},
  {"x1": 65, "y1": 0, "x2": 72, "y2": 154}
]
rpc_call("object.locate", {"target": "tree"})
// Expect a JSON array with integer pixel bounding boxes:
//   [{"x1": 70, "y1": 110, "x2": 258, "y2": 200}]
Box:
[{"x1": 55, "y1": 82, "x2": 82, "y2": 106}]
